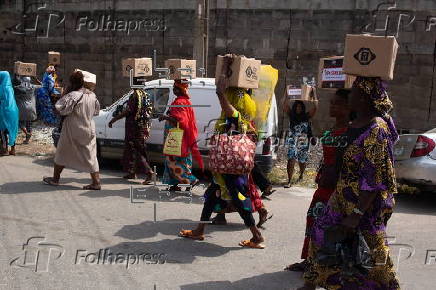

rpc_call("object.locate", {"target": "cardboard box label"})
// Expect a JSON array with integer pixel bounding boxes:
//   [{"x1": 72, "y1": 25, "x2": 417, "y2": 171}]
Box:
[
  {"x1": 322, "y1": 67, "x2": 346, "y2": 82},
  {"x1": 287, "y1": 88, "x2": 302, "y2": 96}
]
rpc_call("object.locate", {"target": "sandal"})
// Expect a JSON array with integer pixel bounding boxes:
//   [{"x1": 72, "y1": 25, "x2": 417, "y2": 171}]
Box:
[
  {"x1": 43, "y1": 177, "x2": 59, "y2": 186},
  {"x1": 179, "y1": 229, "x2": 204, "y2": 241},
  {"x1": 257, "y1": 208, "x2": 273, "y2": 229},
  {"x1": 83, "y1": 184, "x2": 101, "y2": 190},
  {"x1": 261, "y1": 186, "x2": 276, "y2": 199},
  {"x1": 239, "y1": 239, "x2": 265, "y2": 249},
  {"x1": 284, "y1": 260, "x2": 309, "y2": 272},
  {"x1": 142, "y1": 172, "x2": 155, "y2": 185},
  {"x1": 284, "y1": 182, "x2": 292, "y2": 188}
]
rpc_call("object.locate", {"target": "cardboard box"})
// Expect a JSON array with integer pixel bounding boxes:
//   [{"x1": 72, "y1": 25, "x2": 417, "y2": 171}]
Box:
[
  {"x1": 318, "y1": 56, "x2": 356, "y2": 89},
  {"x1": 14, "y1": 61, "x2": 37, "y2": 77},
  {"x1": 48, "y1": 51, "x2": 61, "y2": 65},
  {"x1": 287, "y1": 84, "x2": 316, "y2": 101},
  {"x1": 122, "y1": 58, "x2": 152, "y2": 77},
  {"x1": 343, "y1": 34, "x2": 399, "y2": 80},
  {"x1": 165, "y1": 59, "x2": 196, "y2": 79},
  {"x1": 215, "y1": 55, "x2": 261, "y2": 89}
]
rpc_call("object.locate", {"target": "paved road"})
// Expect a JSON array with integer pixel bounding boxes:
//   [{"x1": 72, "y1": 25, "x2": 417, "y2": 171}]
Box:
[{"x1": 0, "y1": 155, "x2": 435, "y2": 289}]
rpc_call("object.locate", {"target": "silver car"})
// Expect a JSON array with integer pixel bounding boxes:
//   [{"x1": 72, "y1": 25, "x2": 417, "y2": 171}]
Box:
[{"x1": 394, "y1": 129, "x2": 436, "y2": 190}]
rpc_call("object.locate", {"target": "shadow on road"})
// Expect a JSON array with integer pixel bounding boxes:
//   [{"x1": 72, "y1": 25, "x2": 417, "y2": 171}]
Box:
[
  {"x1": 105, "y1": 238, "x2": 244, "y2": 264},
  {"x1": 179, "y1": 271, "x2": 303, "y2": 289},
  {"x1": 114, "y1": 219, "x2": 246, "y2": 240},
  {"x1": 394, "y1": 192, "x2": 436, "y2": 216}
]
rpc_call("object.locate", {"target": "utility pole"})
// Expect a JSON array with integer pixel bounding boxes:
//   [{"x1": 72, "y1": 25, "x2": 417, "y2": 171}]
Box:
[{"x1": 193, "y1": 0, "x2": 209, "y2": 76}]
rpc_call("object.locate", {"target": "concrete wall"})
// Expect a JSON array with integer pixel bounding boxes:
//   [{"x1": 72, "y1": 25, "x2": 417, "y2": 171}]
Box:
[{"x1": 1, "y1": 0, "x2": 435, "y2": 133}]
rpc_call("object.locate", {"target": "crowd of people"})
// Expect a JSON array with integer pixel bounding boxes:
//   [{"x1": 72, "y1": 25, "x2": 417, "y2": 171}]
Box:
[{"x1": 0, "y1": 62, "x2": 401, "y2": 289}]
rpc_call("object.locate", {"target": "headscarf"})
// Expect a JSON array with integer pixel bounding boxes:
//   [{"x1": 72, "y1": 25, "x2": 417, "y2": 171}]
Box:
[
  {"x1": 168, "y1": 79, "x2": 204, "y2": 169},
  {"x1": 0, "y1": 71, "x2": 19, "y2": 146},
  {"x1": 215, "y1": 87, "x2": 257, "y2": 133},
  {"x1": 289, "y1": 100, "x2": 309, "y2": 129},
  {"x1": 352, "y1": 76, "x2": 399, "y2": 144}
]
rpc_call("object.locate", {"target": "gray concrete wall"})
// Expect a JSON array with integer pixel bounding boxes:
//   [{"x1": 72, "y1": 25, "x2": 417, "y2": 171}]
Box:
[{"x1": 0, "y1": 0, "x2": 435, "y2": 133}]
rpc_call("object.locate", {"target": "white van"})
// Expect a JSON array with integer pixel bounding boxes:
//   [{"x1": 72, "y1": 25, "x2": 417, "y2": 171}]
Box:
[{"x1": 94, "y1": 78, "x2": 278, "y2": 173}]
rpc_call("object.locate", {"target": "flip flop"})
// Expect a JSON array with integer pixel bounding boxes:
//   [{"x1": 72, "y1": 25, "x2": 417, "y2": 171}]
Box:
[
  {"x1": 83, "y1": 184, "x2": 101, "y2": 190},
  {"x1": 43, "y1": 177, "x2": 59, "y2": 186},
  {"x1": 261, "y1": 189, "x2": 276, "y2": 198},
  {"x1": 239, "y1": 239, "x2": 265, "y2": 249},
  {"x1": 257, "y1": 211, "x2": 273, "y2": 229},
  {"x1": 179, "y1": 230, "x2": 205, "y2": 241},
  {"x1": 284, "y1": 183, "x2": 292, "y2": 188}
]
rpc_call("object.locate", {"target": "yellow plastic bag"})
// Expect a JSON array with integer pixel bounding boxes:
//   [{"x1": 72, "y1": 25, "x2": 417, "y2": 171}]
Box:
[
  {"x1": 252, "y1": 65, "x2": 279, "y2": 137},
  {"x1": 163, "y1": 123, "x2": 184, "y2": 156}
]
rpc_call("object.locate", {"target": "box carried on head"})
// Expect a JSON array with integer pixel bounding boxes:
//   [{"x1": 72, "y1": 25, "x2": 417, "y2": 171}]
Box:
[
  {"x1": 48, "y1": 51, "x2": 61, "y2": 65},
  {"x1": 215, "y1": 54, "x2": 261, "y2": 89},
  {"x1": 14, "y1": 61, "x2": 37, "y2": 77},
  {"x1": 122, "y1": 58, "x2": 153, "y2": 78},
  {"x1": 318, "y1": 56, "x2": 355, "y2": 89},
  {"x1": 343, "y1": 34, "x2": 399, "y2": 80},
  {"x1": 165, "y1": 59, "x2": 196, "y2": 80}
]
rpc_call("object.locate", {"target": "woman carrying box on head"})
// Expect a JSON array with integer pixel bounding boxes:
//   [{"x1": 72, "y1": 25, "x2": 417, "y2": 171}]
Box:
[
  {"x1": 158, "y1": 79, "x2": 203, "y2": 190},
  {"x1": 109, "y1": 77, "x2": 155, "y2": 185},
  {"x1": 178, "y1": 74, "x2": 266, "y2": 249},
  {"x1": 283, "y1": 96, "x2": 318, "y2": 188},
  {"x1": 36, "y1": 65, "x2": 60, "y2": 126},
  {"x1": 299, "y1": 77, "x2": 400, "y2": 290}
]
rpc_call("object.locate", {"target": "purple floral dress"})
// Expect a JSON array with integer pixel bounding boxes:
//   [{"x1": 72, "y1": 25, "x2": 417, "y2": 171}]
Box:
[{"x1": 304, "y1": 118, "x2": 400, "y2": 290}]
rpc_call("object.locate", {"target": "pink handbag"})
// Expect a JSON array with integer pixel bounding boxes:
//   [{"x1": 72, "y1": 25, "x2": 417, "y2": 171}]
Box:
[{"x1": 208, "y1": 133, "x2": 256, "y2": 175}]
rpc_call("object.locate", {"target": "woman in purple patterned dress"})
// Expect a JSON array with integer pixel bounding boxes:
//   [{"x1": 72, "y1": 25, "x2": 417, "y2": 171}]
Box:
[{"x1": 299, "y1": 77, "x2": 400, "y2": 290}]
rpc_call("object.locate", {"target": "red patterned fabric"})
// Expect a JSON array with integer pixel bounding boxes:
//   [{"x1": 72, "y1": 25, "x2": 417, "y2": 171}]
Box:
[{"x1": 208, "y1": 134, "x2": 256, "y2": 175}]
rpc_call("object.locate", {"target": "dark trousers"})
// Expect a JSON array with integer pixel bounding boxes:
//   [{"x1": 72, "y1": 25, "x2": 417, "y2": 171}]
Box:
[
  {"x1": 200, "y1": 178, "x2": 255, "y2": 227},
  {"x1": 251, "y1": 163, "x2": 271, "y2": 192}
]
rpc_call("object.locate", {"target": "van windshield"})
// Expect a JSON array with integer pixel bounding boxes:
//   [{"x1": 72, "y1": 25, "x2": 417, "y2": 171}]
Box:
[{"x1": 145, "y1": 88, "x2": 170, "y2": 117}]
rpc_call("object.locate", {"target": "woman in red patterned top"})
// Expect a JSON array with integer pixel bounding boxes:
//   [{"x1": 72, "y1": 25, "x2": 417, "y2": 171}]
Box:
[{"x1": 285, "y1": 89, "x2": 353, "y2": 272}]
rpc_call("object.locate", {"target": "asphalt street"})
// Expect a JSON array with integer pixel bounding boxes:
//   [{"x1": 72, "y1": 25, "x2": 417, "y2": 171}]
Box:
[{"x1": 0, "y1": 155, "x2": 435, "y2": 290}]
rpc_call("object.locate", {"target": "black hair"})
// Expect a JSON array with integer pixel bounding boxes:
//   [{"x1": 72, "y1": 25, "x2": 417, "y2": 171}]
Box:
[{"x1": 289, "y1": 100, "x2": 309, "y2": 128}]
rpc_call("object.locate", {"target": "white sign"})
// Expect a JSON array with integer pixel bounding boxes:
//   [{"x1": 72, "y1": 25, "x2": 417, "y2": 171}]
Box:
[
  {"x1": 322, "y1": 67, "x2": 346, "y2": 82},
  {"x1": 288, "y1": 88, "x2": 302, "y2": 96}
]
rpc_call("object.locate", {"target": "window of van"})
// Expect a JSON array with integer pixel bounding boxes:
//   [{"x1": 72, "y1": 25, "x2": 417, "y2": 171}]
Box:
[{"x1": 145, "y1": 88, "x2": 170, "y2": 117}]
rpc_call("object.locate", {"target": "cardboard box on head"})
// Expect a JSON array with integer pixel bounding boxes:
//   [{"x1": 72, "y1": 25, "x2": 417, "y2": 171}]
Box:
[
  {"x1": 165, "y1": 59, "x2": 196, "y2": 80},
  {"x1": 122, "y1": 58, "x2": 152, "y2": 77},
  {"x1": 318, "y1": 56, "x2": 355, "y2": 89},
  {"x1": 287, "y1": 84, "x2": 316, "y2": 101},
  {"x1": 48, "y1": 51, "x2": 61, "y2": 65},
  {"x1": 76, "y1": 69, "x2": 96, "y2": 91},
  {"x1": 343, "y1": 34, "x2": 399, "y2": 80},
  {"x1": 14, "y1": 61, "x2": 37, "y2": 77},
  {"x1": 215, "y1": 54, "x2": 261, "y2": 89}
]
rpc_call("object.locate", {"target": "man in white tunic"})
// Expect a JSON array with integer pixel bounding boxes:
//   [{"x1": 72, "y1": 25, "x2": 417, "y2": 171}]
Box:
[{"x1": 43, "y1": 70, "x2": 101, "y2": 190}]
